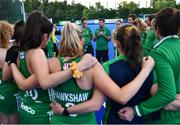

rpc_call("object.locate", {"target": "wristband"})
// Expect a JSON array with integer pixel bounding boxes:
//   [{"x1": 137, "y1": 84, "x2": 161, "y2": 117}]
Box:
[
  {"x1": 133, "y1": 105, "x2": 142, "y2": 117},
  {"x1": 62, "y1": 107, "x2": 70, "y2": 116}
]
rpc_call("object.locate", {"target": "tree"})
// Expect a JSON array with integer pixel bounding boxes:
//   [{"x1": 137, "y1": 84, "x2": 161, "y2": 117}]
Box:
[
  {"x1": 176, "y1": 3, "x2": 180, "y2": 9},
  {"x1": 152, "y1": 0, "x2": 176, "y2": 10},
  {"x1": 24, "y1": 0, "x2": 41, "y2": 13},
  {"x1": 127, "y1": 1, "x2": 138, "y2": 12},
  {"x1": 95, "y1": 2, "x2": 104, "y2": 11},
  {"x1": 22, "y1": 0, "x2": 179, "y2": 23},
  {"x1": 116, "y1": 1, "x2": 138, "y2": 18}
]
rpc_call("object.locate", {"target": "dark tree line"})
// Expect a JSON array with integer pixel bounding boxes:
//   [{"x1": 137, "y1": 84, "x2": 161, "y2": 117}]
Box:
[{"x1": 23, "y1": 0, "x2": 179, "y2": 24}]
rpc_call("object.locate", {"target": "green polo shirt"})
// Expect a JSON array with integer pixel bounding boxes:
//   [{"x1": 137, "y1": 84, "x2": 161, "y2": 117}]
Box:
[
  {"x1": 82, "y1": 27, "x2": 92, "y2": 46},
  {"x1": 95, "y1": 26, "x2": 111, "y2": 50},
  {"x1": 134, "y1": 35, "x2": 180, "y2": 123},
  {"x1": 143, "y1": 27, "x2": 158, "y2": 56},
  {"x1": 140, "y1": 30, "x2": 147, "y2": 45}
]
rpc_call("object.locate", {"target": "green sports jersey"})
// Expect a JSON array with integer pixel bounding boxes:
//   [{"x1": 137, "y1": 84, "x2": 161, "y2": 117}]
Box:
[
  {"x1": 103, "y1": 54, "x2": 153, "y2": 124},
  {"x1": 143, "y1": 27, "x2": 158, "y2": 56},
  {"x1": 45, "y1": 37, "x2": 55, "y2": 58},
  {"x1": 103, "y1": 54, "x2": 127, "y2": 75},
  {"x1": 50, "y1": 57, "x2": 96, "y2": 124},
  {"x1": 18, "y1": 51, "x2": 51, "y2": 124},
  {"x1": 140, "y1": 30, "x2": 147, "y2": 45},
  {"x1": 95, "y1": 26, "x2": 111, "y2": 50},
  {"x1": 82, "y1": 27, "x2": 92, "y2": 46},
  {"x1": 0, "y1": 68, "x2": 18, "y2": 115},
  {"x1": 134, "y1": 36, "x2": 180, "y2": 123}
]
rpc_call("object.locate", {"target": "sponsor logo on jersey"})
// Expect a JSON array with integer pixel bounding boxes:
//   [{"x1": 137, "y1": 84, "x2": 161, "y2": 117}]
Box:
[
  {"x1": 20, "y1": 102, "x2": 35, "y2": 115},
  {"x1": 0, "y1": 94, "x2": 5, "y2": 100},
  {"x1": 25, "y1": 89, "x2": 38, "y2": 100}
]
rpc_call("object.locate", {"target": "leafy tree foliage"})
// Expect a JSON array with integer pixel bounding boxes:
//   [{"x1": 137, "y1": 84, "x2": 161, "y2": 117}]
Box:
[
  {"x1": 23, "y1": 0, "x2": 178, "y2": 24},
  {"x1": 151, "y1": 0, "x2": 176, "y2": 10}
]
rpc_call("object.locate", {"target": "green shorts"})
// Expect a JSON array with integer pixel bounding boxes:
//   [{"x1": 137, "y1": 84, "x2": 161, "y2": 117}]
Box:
[
  {"x1": 50, "y1": 112, "x2": 97, "y2": 124},
  {"x1": 19, "y1": 100, "x2": 51, "y2": 124},
  {"x1": 0, "y1": 82, "x2": 18, "y2": 115}
]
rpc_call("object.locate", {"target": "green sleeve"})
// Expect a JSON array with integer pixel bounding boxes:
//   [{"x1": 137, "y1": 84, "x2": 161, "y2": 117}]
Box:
[
  {"x1": 88, "y1": 27, "x2": 92, "y2": 34},
  {"x1": 102, "y1": 62, "x2": 110, "y2": 75},
  {"x1": 136, "y1": 50, "x2": 176, "y2": 116},
  {"x1": 140, "y1": 31, "x2": 147, "y2": 45},
  {"x1": 106, "y1": 28, "x2": 111, "y2": 36},
  {"x1": 103, "y1": 58, "x2": 119, "y2": 75},
  {"x1": 95, "y1": 29, "x2": 98, "y2": 36},
  {"x1": 45, "y1": 37, "x2": 54, "y2": 57},
  {"x1": 143, "y1": 28, "x2": 156, "y2": 56}
]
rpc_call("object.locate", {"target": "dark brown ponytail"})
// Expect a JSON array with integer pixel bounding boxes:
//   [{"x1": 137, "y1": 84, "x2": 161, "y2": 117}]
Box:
[
  {"x1": 116, "y1": 24, "x2": 141, "y2": 68},
  {"x1": 20, "y1": 11, "x2": 53, "y2": 51}
]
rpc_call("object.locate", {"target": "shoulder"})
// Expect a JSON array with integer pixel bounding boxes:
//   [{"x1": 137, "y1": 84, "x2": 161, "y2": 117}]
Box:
[
  {"x1": 0, "y1": 48, "x2": 7, "y2": 53},
  {"x1": 28, "y1": 48, "x2": 47, "y2": 63},
  {"x1": 104, "y1": 27, "x2": 110, "y2": 31},
  {"x1": 150, "y1": 39, "x2": 176, "y2": 63},
  {"x1": 103, "y1": 58, "x2": 119, "y2": 74},
  {"x1": 0, "y1": 48, "x2": 7, "y2": 55},
  {"x1": 146, "y1": 28, "x2": 155, "y2": 38},
  {"x1": 153, "y1": 38, "x2": 180, "y2": 52},
  {"x1": 95, "y1": 28, "x2": 99, "y2": 32},
  {"x1": 87, "y1": 27, "x2": 91, "y2": 30},
  {"x1": 103, "y1": 59, "x2": 117, "y2": 68},
  {"x1": 104, "y1": 27, "x2": 111, "y2": 34},
  {"x1": 30, "y1": 48, "x2": 45, "y2": 56},
  {"x1": 0, "y1": 48, "x2": 7, "y2": 61},
  {"x1": 48, "y1": 57, "x2": 60, "y2": 65},
  {"x1": 48, "y1": 57, "x2": 61, "y2": 72}
]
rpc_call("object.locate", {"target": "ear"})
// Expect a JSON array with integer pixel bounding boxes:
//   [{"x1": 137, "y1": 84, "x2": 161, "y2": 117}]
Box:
[
  {"x1": 42, "y1": 33, "x2": 49, "y2": 41},
  {"x1": 114, "y1": 40, "x2": 120, "y2": 48},
  {"x1": 154, "y1": 26, "x2": 161, "y2": 39}
]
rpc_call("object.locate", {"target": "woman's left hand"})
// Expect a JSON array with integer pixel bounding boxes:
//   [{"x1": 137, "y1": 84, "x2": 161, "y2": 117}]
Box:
[{"x1": 50, "y1": 101, "x2": 64, "y2": 115}]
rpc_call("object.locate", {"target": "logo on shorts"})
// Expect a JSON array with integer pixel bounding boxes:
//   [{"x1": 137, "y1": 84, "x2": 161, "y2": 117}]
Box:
[{"x1": 20, "y1": 102, "x2": 35, "y2": 115}]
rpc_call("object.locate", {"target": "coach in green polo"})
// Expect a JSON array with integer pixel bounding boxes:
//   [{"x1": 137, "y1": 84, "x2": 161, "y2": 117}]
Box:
[
  {"x1": 81, "y1": 17, "x2": 94, "y2": 56},
  {"x1": 94, "y1": 18, "x2": 111, "y2": 63}
]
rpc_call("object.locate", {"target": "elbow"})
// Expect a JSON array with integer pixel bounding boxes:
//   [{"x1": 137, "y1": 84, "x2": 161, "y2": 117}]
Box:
[
  {"x1": 40, "y1": 84, "x2": 49, "y2": 90},
  {"x1": 19, "y1": 86, "x2": 28, "y2": 91},
  {"x1": 120, "y1": 100, "x2": 128, "y2": 105},
  {"x1": 39, "y1": 81, "x2": 49, "y2": 90},
  {"x1": 118, "y1": 97, "x2": 128, "y2": 105},
  {"x1": 166, "y1": 92, "x2": 176, "y2": 102},
  {"x1": 18, "y1": 84, "x2": 30, "y2": 91}
]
